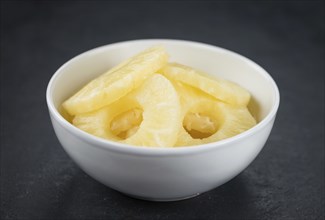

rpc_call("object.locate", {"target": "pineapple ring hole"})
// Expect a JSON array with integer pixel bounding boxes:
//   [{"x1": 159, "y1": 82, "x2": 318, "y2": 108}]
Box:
[
  {"x1": 183, "y1": 112, "x2": 219, "y2": 139},
  {"x1": 110, "y1": 108, "x2": 143, "y2": 140}
]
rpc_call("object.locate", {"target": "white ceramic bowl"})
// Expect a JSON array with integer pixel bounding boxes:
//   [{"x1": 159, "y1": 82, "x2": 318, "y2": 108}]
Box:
[{"x1": 46, "y1": 39, "x2": 280, "y2": 201}]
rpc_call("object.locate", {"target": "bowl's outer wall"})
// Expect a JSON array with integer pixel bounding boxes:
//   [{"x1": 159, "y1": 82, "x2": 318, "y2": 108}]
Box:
[{"x1": 50, "y1": 112, "x2": 275, "y2": 200}]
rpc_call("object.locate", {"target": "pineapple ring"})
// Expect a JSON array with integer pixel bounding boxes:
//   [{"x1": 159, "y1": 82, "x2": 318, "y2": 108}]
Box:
[
  {"x1": 160, "y1": 63, "x2": 251, "y2": 107},
  {"x1": 73, "y1": 75, "x2": 182, "y2": 147},
  {"x1": 176, "y1": 101, "x2": 256, "y2": 146},
  {"x1": 173, "y1": 82, "x2": 256, "y2": 147},
  {"x1": 63, "y1": 46, "x2": 168, "y2": 115}
]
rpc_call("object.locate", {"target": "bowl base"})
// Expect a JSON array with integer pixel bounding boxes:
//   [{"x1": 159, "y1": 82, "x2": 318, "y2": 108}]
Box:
[{"x1": 122, "y1": 192, "x2": 201, "y2": 202}]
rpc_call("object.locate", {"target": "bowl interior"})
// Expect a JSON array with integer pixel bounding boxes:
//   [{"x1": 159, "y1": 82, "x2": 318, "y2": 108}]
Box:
[{"x1": 49, "y1": 39, "x2": 277, "y2": 124}]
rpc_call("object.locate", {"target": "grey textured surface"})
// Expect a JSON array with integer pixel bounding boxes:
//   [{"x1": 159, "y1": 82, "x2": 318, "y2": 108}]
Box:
[{"x1": 1, "y1": 1, "x2": 324, "y2": 220}]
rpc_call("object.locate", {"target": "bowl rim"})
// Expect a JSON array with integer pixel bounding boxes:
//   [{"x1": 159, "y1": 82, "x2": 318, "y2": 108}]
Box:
[{"x1": 46, "y1": 39, "x2": 280, "y2": 156}]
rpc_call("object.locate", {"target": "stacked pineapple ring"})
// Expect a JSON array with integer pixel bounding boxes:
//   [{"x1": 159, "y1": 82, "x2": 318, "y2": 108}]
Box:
[{"x1": 62, "y1": 46, "x2": 256, "y2": 147}]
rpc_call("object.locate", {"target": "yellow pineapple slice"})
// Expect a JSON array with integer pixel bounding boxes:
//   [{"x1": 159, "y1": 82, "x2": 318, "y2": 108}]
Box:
[
  {"x1": 173, "y1": 82, "x2": 256, "y2": 146},
  {"x1": 73, "y1": 74, "x2": 181, "y2": 147},
  {"x1": 160, "y1": 63, "x2": 251, "y2": 107},
  {"x1": 59, "y1": 105, "x2": 73, "y2": 123},
  {"x1": 63, "y1": 46, "x2": 169, "y2": 115}
]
